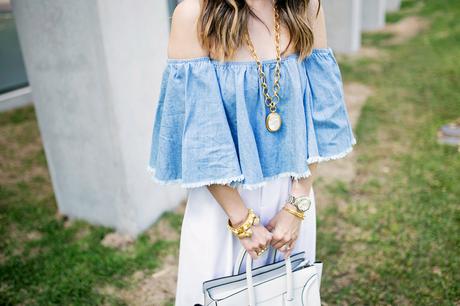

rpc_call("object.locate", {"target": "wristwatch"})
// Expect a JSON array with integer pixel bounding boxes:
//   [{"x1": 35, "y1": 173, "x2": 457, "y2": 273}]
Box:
[{"x1": 287, "y1": 194, "x2": 312, "y2": 212}]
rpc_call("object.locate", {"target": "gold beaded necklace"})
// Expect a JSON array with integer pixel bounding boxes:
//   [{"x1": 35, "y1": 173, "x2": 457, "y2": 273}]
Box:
[{"x1": 244, "y1": 2, "x2": 282, "y2": 132}]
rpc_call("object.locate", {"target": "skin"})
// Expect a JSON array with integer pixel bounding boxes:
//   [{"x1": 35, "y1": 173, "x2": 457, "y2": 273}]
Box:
[{"x1": 168, "y1": 0, "x2": 328, "y2": 259}]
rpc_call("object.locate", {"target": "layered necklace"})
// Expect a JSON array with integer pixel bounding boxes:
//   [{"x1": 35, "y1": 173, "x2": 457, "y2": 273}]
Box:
[{"x1": 244, "y1": 1, "x2": 282, "y2": 133}]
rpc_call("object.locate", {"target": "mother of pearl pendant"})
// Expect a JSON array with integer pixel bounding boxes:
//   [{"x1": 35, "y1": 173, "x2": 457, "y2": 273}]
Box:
[{"x1": 266, "y1": 112, "x2": 282, "y2": 132}]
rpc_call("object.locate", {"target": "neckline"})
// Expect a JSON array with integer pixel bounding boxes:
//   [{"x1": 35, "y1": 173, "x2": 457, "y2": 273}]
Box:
[
  {"x1": 166, "y1": 47, "x2": 334, "y2": 65},
  {"x1": 211, "y1": 52, "x2": 299, "y2": 66}
]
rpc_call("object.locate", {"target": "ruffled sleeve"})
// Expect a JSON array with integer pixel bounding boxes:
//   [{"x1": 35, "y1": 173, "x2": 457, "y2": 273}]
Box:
[
  {"x1": 148, "y1": 58, "x2": 244, "y2": 188},
  {"x1": 303, "y1": 48, "x2": 357, "y2": 163},
  {"x1": 148, "y1": 49, "x2": 357, "y2": 190}
]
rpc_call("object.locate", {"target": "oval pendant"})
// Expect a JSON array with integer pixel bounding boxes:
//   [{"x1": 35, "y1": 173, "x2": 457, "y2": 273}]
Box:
[{"x1": 266, "y1": 112, "x2": 282, "y2": 132}]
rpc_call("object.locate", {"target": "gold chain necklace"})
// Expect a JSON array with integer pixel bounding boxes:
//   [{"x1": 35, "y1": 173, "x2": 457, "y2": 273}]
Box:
[{"x1": 244, "y1": 2, "x2": 282, "y2": 132}]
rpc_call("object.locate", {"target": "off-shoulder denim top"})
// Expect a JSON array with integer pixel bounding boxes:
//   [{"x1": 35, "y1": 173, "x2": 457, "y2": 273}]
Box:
[{"x1": 148, "y1": 48, "x2": 357, "y2": 190}]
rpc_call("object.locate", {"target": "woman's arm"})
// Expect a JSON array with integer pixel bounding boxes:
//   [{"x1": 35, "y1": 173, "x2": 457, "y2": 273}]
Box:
[
  {"x1": 290, "y1": 163, "x2": 317, "y2": 197},
  {"x1": 168, "y1": 0, "x2": 208, "y2": 59},
  {"x1": 267, "y1": 0, "x2": 327, "y2": 257},
  {"x1": 309, "y1": 0, "x2": 328, "y2": 49},
  {"x1": 168, "y1": 0, "x2": 272, "y2": 259},
  {"x1": 290, "y1": 0, "x2": 326, "y2": 195},
  {"x1": 206, "y1": 186, "x2": 273, "y2": 260},
  {"x1": 206, "y1": 185, "x2": 251, "y2": 227}
]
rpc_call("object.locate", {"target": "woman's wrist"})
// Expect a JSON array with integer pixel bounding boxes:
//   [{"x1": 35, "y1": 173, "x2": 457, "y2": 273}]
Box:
[
  {"x1": 290, "y1": 163, "x2": 317, "y2": 197},
  {"x1": 227, "y1": 208, "x2": 260, "y2": 239},
  {"x1": 290, "y1": 177, "x2": 313, "y2": 197},
  {"x1": 282, "y1": 204, "x2": 305, "y2": 220},
  {"x1": 228, "y1": 206, "x2": 250, "y2": 227}
]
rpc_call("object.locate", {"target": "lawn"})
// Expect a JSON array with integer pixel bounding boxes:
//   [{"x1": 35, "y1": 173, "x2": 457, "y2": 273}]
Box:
[
  {"x1": 316, "y1": 0, "x2": 460, "y2": 304},
  {"x1": 1, "y1": 0, "x2": 459, "y2": 305}
]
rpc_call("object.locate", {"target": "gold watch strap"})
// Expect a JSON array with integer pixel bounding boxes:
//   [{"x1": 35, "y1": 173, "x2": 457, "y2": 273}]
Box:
[{"x1": 283, "y1": 206, "x2": 305, "y2": 220}]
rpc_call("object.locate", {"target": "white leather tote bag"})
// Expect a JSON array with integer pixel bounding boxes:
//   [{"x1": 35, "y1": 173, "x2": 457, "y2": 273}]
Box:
[{"x1": 202, "y1": 247, "x2": 323, "y2": 306}]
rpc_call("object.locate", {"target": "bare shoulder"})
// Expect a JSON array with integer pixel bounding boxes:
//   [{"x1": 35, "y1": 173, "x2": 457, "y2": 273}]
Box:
[
  {"x1": 307, "y1": 0, "x2": 327, "y2": 49},
  {"x1": 307, "y1": 0, "x2": 321, "y2": 20},
  {"x1": 168, "y1": 0, "x2": 208, "y2": 59}
]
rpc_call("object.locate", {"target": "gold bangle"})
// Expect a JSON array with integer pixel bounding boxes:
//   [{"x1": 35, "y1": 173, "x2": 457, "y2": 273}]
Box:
[
  {"x1": 283, "y1": 206, "x2": 304, "y2": 220},
  {"x1": 227, "y1": 208, "x2": 260, "y2": 239}
]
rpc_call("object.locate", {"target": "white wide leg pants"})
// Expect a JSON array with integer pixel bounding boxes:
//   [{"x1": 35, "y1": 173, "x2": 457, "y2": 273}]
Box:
[{"x1": 174, "y1": 176, "x2": 317, "y2": 306}]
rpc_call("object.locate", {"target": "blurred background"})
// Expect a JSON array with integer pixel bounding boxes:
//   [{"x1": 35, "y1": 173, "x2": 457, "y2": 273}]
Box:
[{"x1": 0, "y1": 0, "x2": 459, "y2": 305}]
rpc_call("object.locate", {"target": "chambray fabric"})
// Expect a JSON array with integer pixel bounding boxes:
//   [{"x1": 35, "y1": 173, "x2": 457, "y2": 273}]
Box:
[{"x1": 148, "y1": 48, "x2": 356, "y2": 190}]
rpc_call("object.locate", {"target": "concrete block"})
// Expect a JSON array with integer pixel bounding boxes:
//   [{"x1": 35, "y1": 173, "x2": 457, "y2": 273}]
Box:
[
  {"x1": 386, "y1": 0, "x2": 401, "y2": 12},
  {"x1": 0, "y1": 86, "x2": 32, "y2": 112},
  {"x1": 362, "y1": 0, "x2": 386, "y2": 31},
  {"x1": 11, "y1": 0, "x2": 187, "y2": 236},
  {"x1": 322, "y1": 0, "x2": 362, "y2": 54}
]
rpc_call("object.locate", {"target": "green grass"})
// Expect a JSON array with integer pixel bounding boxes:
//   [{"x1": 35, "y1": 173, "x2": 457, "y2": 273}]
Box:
[
  {"x1": 362, "y1": 32, "x2": 395, "y2": 46},
  {"x1": 1, "y1": 0, "x2": 459, "y2": 304},
  {"x1": 0, "y1": 149, "x2": 182, "y2": 306},
  {"x1": 316, "y1": 0, "x2": 460, "y2": 304},
  {"x1": 386, "y1": 0, "x2": 422, "y2": 23}
]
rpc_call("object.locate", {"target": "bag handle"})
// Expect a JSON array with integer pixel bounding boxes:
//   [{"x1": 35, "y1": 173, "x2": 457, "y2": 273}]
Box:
[
  {"x1": 233, "y1": 246, "x2": 279, "y2": 276},
  {"x1": 234, "y1": 246, "x2": 294, "y2": 306}
]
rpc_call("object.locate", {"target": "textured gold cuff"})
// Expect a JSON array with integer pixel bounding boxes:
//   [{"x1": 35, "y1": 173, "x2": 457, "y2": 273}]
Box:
[{"x1": 227, "y1": 208, "x2": 260, "y2": 239}]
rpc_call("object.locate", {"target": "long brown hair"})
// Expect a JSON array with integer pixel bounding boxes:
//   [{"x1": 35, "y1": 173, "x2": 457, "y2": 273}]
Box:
[{"x1": 197, "y1": 0, "x2": 321, "y2": 61}]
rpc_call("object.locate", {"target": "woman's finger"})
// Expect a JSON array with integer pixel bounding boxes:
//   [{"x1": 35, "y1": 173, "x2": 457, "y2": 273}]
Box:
[
  {"x1": 273, "y1": 237, "x2": 288, "y2": 250},
  {"x1": 265, "y1": 231, "x2": 273, "y2": 242},
  {"x1": 284, "y1": 240, "x2": 296, "y2": 258},
  {"x1": 271, "y1": 231, "x2": 284, "y2": 247},
  {"x1": 258, "y1": 240, "x2": 267, "y2": 250},
  {"x1": 271, "y1": 239, "x2": 283, "y2": 250},
  {"x1": 266, "y1": 218, "x2": 276, "y2": 231},
  {"x1": 248, "y1": 250, "x2": 258, "y2": 260},
  {"x1": 273, "y1": 235, "x2": 289, "y2": 249}
]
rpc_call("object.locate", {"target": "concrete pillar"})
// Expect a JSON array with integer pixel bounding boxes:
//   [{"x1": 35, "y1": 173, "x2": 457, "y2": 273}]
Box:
[
  {"x1": 386, "y1": 0, "x2": 401, "y2": 12},
  {"x1": 322, "y1": 0, "x2": 362, "y2": 54},
  {"x1": 361, "y1": 0, "x2": 386, "y2": 31},
  {"x1": 11, "y1": 0, "x2": 187, "y2": 236}
]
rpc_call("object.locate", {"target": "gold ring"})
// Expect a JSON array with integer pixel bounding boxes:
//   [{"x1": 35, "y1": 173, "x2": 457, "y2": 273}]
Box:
[{"x1": 256, "y1": 246, "x2": 268, "y2": 256}]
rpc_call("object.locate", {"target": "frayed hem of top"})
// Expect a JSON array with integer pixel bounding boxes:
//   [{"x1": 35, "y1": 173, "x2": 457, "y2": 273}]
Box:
[
  {"x1": 306, "y1": 142, "x2": 355, "y2": 164},
  {"x1": 146, "y1": 166, "x2": 312, "y2": 190},
  {"x1": 147, "y1": 143, "x2": 356, "y2": 190},
  {"x1": 235, "y1": 170, "x2": 313, "y2": 190},
  {"x1": 147, "y1": 166, "x2": 245, "y2": 189}
]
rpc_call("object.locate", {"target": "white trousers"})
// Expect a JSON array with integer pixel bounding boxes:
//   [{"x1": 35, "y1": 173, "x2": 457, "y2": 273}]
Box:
[{"x1": 174, "y1": 176, "x2": 317, "y2": 306}]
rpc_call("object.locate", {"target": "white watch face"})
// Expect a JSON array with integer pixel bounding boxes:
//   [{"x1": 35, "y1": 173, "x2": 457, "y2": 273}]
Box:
[{"x1": 296, "y1": 198, "x2": 311, "y2": 212}]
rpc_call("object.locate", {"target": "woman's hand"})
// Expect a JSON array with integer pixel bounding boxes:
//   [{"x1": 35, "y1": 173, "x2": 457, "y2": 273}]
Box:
[
  {"x1": 266, "y1": 206, "x2": 302, "y2": 258},
  {"x1": 206, "y1": 184, "x2": 273, "y2": 259},
  {"x1": 238, "y1": 224, "x2": 273, "y2": 260},
  {"x1": 267, "y1": 166, "x2": 317, "y2": 258}
]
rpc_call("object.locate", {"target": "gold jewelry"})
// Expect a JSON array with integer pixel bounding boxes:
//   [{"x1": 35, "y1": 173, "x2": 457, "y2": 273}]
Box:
[
  {"x1": 287, "y1": 194, "x2": 312, "y2": 213},
  {"x1": 283, "y1": 205, "x2": 305, "y2": 220},
  {"x1": 227, "y1": 208, "x2": 260, "y2": 239},
  {"x1": 244, "y1": 1, "x2": 282, "y2": 133},
  {"x1": 256, "y1": 246, "x2": 268, "y2": 256}
]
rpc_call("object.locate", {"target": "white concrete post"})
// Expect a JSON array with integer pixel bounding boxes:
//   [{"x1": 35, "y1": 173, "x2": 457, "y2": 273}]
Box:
[
  {"x1": 386, "y1": 0, "x2": 401, "y2": 12},
  {"x1": 361, "y1": 0, "x2": 386, "y2": 31},
  {"x1": 322, "y1": 0, "x2": 362, "y2": 54},
  {"x1": 11, "y1": 0, "x2": 187, "y2": 236}
]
